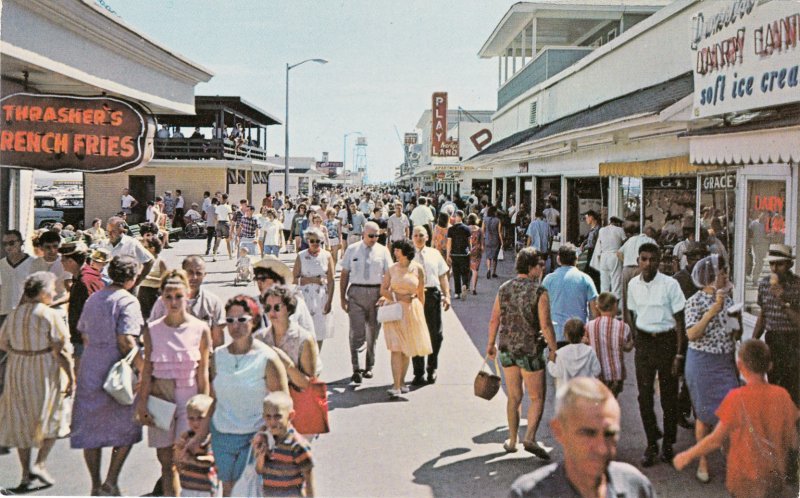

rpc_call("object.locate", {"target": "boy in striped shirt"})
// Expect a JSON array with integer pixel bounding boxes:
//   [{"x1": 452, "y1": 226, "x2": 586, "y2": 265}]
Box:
[
  {"x1": 585, "y1": 293, "x2": 633, "y2": 397},
  {"x1": 174, "y1": 394, "x2": 218, "y2": 497},
  {"x1": 253, "y1": 392, "x2": 315, "y2": 497}
]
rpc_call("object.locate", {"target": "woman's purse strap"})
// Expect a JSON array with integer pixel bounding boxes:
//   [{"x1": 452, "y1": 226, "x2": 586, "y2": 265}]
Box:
[{"x1": 480, "y1": 354, "x2": 501, "y2": 376}]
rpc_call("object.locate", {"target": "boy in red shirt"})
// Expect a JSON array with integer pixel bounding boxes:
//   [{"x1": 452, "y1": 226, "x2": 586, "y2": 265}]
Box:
[{"x1": 674, "y1": 340, "x2": 798, "y2": 498}]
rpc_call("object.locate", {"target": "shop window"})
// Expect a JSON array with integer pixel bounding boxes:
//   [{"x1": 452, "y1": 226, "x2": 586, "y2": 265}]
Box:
[
  {"x1": 642, "y1": 177, "x2": 696, "y2": 275},
  {"x1": 535, "y1": 176, "x2": 561, "y2": 222},
  {"x1": 226, "y1": 169, "x2": 237, "y2": 185},
  {"x1": 699, "y1": 172, "x2": 736, "y2": 282},
  {"x1": 618, "y1": 177, "x2": 641, "y2": 226},
  {"x1": 744, "y1": 180, "x2": 788, "y2": 315}
]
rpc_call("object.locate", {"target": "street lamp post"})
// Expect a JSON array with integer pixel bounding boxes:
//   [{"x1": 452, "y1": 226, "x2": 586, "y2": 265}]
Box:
[
  {"x1": 343, "y1": 131, "x2": 362, "y2": 187},
  {"x1": 285, "y1": 58, "x2": 327, "y2": 197}
]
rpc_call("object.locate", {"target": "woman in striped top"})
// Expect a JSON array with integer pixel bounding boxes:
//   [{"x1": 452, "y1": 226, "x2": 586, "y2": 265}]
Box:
[{"x1": 585, "y1": 292, "x2": 633, "y2": 397}]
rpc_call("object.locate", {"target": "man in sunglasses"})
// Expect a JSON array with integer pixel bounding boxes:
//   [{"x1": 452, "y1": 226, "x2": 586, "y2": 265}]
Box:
[
  {"x1": 252, "y1": 256, "x2": 315, "y2": 339},
  {"x1": 340, "y1": 222, "x2": 393, "y2": 384},
  {"x1": 148, "y1": 255, "x2": 227, "y2": 347}
]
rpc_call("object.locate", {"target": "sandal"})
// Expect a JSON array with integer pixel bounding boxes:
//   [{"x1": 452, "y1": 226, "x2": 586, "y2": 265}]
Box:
[
  {"x1": 503, "y1": 439, "x2": 518, "y2": 453},
  {"x1": 523, "y1": 441, "x2": 551, "y2": 460},
  {"x1": 696, "y1": 468, "x2": 711, "y2": 483},
  {"x1": 30, "y1": 465, "x2": 55, "y2": 486}
]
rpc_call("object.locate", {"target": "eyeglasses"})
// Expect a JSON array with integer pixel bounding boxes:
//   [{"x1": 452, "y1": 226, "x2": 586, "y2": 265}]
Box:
[
  {"x1": 263, "y1": 304, "x2": 282, "y2": 313},
  {"x1": 307, "y1": 239, "x2": 321, "y2": 244},
  {"x1": 225, "y1": 315, "x2": 252, "y2": 324},
  {"x1": 366, "y1": 234, "x2": 378, "y2": 239}
]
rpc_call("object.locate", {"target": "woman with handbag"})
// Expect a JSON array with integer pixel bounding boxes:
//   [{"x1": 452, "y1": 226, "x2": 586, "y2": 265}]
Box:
[
  {"x1": 379, "y1": 239, "x2": 432, "y2": 398},
  {"x1": 210, "y1": 295, "x2": 288, "y2": 497},
  {"x1": 136, "y1": 270, "x2": 212, "y2": 496},
  {"x1": 0, "y1": 272, "x2": 74, "y2": 491},
  {"x1": 71, "y1": 255, "x2": 144, "y2": 496},
  {"x1": 255, "y1": 285, "x2": 322, "y2": 435},
  {"x1": 486, "y1": 248, "x2": 557, "y2": 457}
]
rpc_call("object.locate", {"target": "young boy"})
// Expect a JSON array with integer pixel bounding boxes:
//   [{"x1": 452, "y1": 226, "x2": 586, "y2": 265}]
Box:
[
  {"x1": 674, "y1": 340, "x2": 798, "y2": 498},
  {"x1": 253, "y1": 392, "x2": 315, "y2": 497},
  {"x1": 585, "y1": 292, "x2": 634, "y2": 397},
  {"x1": 546, "y1": 317, "x2": 601, "y2": 389},
  {"x1": 174, "y1": 394, "x2": 218, "y2": 497},
  {"x1": 235, "y1": 246, "x2": 252, "y2": 283}
]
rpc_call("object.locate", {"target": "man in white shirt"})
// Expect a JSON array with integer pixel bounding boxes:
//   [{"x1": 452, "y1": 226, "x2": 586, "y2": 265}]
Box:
[
  {"x1": 617, "y1": 225, "x2": 657, "y2": 323},
  {"x1": 184, "y1": 203, "x2": 202, "y2": 223},
  {"x1": 358, "y1": 192, "x2": 375, "y2": 216},
  {"x1": 213, "y1": 194, "x2": 233, "y2": 260},
  {"x1": 626, "y1": 242, "x2": 686, "y2": 468},
  {"x1": 340, "y1": 222, "x2": 393, "y2": 384},
  {"x1": 173, "y1": 189, "x2": 186, "y2": 228},
  {"x1": 30, "y1": 231, "x2": 71, "y2": 313},
  {"x1": 120, "y1": 188, "x2": 138, "y2": 216},
  {"x1": 103, "y1": 216, "x2": 154, "y2": 289},
  {"x1": 386, "y1": 202, "x2": 410, "y2": 244},
  {"x1": 410, "y1": 197, "x2": 435, "y2": 245},
  {"x1": 590, "y1": 217, "x2": 626, "y2": 298},
  {"x1": 410, "y1": 226, "x2": 450, "y2": 385}
]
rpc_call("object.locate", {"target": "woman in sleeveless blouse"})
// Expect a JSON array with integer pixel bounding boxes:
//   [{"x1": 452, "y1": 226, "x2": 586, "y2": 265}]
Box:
[
  {"x1": 137, "y1": 270, "x2": 211, "y2": 497},
  {"x1": 379, "y1": 239, "x2": 432, "y2": 398},
  {"x1": 293, "y1": 227, "x2": 335, "y2": 350},
  {"x1": 486, "y1": 248, "x2": 557, "y2": 457}
]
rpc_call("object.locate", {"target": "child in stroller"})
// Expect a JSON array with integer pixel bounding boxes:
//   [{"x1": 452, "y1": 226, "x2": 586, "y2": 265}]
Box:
[{"x1": 234, "y1": 246, "x2": 253, "y2": 286}]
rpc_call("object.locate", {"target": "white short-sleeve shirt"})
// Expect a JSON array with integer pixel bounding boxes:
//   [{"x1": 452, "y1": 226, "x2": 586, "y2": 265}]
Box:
[
  {"x1": 341, "y1": 241, "x2": 392, "y2": 285},
  {"x1": 627, "y1": 272, "x2": 686, "y2": 333},
  {"x1": 413, "y1": 247, "x2": 448, "y2": 290}
]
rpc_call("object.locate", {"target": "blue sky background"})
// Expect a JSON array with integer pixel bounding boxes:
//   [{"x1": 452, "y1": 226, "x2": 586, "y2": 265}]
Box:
[{"x1": 107, "y1": 0, "x2": 513, "y2": 181}]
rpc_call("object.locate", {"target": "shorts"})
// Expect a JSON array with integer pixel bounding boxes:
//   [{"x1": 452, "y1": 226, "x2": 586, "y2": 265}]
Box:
[
  {"x1": 210, "y1": 423, "x2": 256, "y2": 483},
  {"x1": 215, "y1": 222, "x2": 230, "y2": 239},
  {"x1": 499, "y1": 350, "x2": 546, "y2": 372},
  {"x1": 263, "y1": 245, "x2": 280, "y2": 256}
]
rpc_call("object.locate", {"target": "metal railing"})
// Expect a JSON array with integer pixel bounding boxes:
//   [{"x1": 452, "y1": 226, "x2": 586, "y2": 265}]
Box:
[{"x1": 153, "y1": 138, "x2": 269, "y2": 161}]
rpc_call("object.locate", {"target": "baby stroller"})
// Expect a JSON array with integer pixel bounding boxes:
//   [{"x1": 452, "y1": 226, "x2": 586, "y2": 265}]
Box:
[{"x1": 233, "y1": 247, "x2": 254, "y2": 286}]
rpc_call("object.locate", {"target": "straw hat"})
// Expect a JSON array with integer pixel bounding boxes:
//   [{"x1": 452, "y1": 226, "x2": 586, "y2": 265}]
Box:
[
  {"x1": 253, "y1": 255, "x2": 293, "y2": 283},
  {"x1": 764, "y1": 243, "x2": 795, "y2": 263},
  {"x1": 90, "y1": 247, "x2": 112, "y2": 264}
]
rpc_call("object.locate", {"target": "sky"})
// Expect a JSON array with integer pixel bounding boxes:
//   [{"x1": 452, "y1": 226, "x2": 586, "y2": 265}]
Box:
[{"x1": 103, "y1": 0, "x2": 513, "y2": 182}]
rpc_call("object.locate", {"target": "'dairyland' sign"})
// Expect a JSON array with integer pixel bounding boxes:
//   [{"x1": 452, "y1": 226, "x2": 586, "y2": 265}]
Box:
[
  {"x1": 690, "y1": 0, "x2": 800, "y2": 118},
  {"x1": 0, "y1": 93, "x2": 155, "y2": 172}
]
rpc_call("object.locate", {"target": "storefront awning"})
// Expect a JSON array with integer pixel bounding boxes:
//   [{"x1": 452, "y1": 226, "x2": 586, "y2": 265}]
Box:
[
  {"x1": 599, "y1": 156, "x2": 706, "y2": 177},
  {"x1": 689, "y1": 125, "x2": 800, "y2": 166}
]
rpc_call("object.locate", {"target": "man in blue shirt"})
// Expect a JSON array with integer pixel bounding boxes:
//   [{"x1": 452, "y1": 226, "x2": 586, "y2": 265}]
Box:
[
  {"x1": 526, "y1": 210, "x2": 552, "y2": 273},
  {"x1": 542, "y1": 243, "x2": 599, "y2": 347}
]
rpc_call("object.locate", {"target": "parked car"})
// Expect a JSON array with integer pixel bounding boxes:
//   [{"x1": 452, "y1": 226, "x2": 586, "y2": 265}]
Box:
[{"x1": 34, "y1": 195, "x2": 84, "y2": 229}]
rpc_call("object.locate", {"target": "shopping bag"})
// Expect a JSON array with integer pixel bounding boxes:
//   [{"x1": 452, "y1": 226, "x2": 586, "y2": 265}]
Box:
[
  {"x1": 103, "y1": 347, "x2": 138, "y2": 405},
  {"x1": 231, "y1": 446, "x2": 264, "y2": 497},
  {"x1": 498, "y1": 248, "x2": 505, "y2": 261},
  {"x1": 290, "y1": 379, "x2": 330, "y2": 434},
  {"x1": 474, "y1": 355, "x2": 502, "y2": 400}
]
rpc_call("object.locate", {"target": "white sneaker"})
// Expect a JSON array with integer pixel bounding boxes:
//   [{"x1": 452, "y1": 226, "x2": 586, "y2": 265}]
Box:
[
  {"x1": 400, "y1": 385, "x2": 410, "y2": 394},
  {"x1": 387, "y1": 388, "x2": 402, "y2": 398}
]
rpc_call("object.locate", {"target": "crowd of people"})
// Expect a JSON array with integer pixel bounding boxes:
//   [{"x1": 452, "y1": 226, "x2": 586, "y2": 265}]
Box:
[{"x1": 0, "y1": 182, "x2": 797, "y2": 497}]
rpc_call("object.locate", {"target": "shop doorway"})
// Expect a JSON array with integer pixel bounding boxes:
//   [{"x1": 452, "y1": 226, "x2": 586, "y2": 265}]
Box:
[
  {"x1": 535, "y1": 175, "x2": 561, "y2": 226},
  {"x1": 566, "y1": 177, "x2": 609, "y2": 245},
  {"x1": 128, "y1": 175, "x2": 155, "y2": 224}
]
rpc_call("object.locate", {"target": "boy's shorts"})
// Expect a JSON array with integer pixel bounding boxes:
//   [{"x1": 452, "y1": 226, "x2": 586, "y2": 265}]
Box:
[
  {"x1": 216, "y1": 222, "x2": 230, "y2": 239},
  {"x1": 499, "y1": 350, "x2": 546, "y2": 372}
]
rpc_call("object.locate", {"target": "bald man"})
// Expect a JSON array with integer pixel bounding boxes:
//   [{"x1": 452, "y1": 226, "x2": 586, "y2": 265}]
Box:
[{"x1": 509, "y1": 378, "x2": 655, "y2": 498}]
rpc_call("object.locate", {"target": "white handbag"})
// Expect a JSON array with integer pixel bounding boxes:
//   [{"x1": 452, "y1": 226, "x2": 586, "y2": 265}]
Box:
[
  {"x1": 146, "y1": 395, "x2": 177, "y2": 431},
  {"x1": 498, "y1": 248, "x2": 505, "y2": 261},
  {"x1": 377, "y1": 293, "x2": 403, "y2": 324},
  {"x1": 103, "y1": 347, "x2": 138, "y2": 405},
  {"x1": 231, "y1": 445, "x2": 265, "y2": 497}
]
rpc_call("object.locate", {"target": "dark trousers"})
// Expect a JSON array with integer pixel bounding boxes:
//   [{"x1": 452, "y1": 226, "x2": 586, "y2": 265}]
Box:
[
  {"x1": 413, "y1": 288, "x2": 443, "y2": 376},
  {"x1": 635, "y1": 330, "x2": 679, "y2": 446},
  {"x1": 174, "y1": 208, "x2": 185, "y2": 228},
  {"x1": 765, "y1": 331, "x2": 799, "y2": 405},
  {"x1": 451, "y1": 255, "x2": 470, "y2": 294},
  {"x1": 205, "y1": 226, "x2": 216, "y2": 252}
]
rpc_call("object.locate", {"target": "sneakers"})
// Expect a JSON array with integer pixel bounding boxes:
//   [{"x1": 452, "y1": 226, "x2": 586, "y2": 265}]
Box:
[
  {"x1": 351, "y1": 371, "x2": 362, "y2": 384},
  {"x1": 400, "y1": 385, "x2": 410, "y2": 393},
  {"x1": 641, "y1": 443, "x2": 659, "y2": 467},
  {"x1": 387, "y1": 388, "x2": 402, "y2": 398}
]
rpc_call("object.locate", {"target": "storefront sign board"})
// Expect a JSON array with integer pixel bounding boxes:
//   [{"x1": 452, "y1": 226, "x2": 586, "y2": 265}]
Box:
[
  {"x1": 691, "y1": 1, "x2": 800, "y2": 118},
  {"x1": 404, "y1": 133, "x2": 418, "y2": 145},
  {"x1": 431, "y1": 92, "x2": 459, "y2": 157},
  {"x1": 701, "y1": 172, "x2": 737, "y2": 190},
  {"x1": 0, "y1": 93, "x2": 154, "y2": 172}
]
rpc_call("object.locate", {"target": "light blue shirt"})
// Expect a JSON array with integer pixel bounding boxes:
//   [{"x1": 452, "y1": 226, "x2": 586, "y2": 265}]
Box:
[
  {"x1": 542, "y1": 265, "x2": 598, "y2": 342},
  {"x1": 526, "y1": 219, "x2": 550, "y2": 253}
]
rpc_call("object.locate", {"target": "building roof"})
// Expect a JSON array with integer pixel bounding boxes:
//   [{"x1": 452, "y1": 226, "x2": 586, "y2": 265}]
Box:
[
  {"x1": 415, "y1": 109, "x2": 494, "y2": 131},
  {"x1": 155, "y1": 96, "x2": 282, "y2": 128},
  {"x1": 479, "y1": 1, "x2": 670, "y2": 57},
  {"x1": 470, "y1": 71, "x2": 693, "y2": 160}
]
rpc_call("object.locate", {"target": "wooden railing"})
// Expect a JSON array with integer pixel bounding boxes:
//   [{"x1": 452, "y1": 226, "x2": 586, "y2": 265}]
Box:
[{"x1": 153, "y1": 138, "x2": 269, "y2": 161}]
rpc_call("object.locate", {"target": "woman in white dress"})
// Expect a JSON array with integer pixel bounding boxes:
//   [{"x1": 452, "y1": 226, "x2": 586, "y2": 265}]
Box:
[{"x1": 293, "y1": 227, "x2": 335, "y2": 351}]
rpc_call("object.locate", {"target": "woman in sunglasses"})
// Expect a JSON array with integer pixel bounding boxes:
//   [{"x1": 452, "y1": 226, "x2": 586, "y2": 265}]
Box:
[
  {"x1": 136, "y1": 270, "x2": 212, "y2": 497},
  {"x1": 257, "y1": 286, "x2": 320, "y2": 410},
  {"x1": 294, "y1": 228, "x2": 335, "y2": 351},
  {"x1": 210, "y1": 295, "x2": 288, "y2": 496}
]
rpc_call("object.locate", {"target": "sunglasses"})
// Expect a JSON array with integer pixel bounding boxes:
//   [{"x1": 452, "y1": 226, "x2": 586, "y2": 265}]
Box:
[
  {"x1": 225, "y1": 315, "x2": 252, "y2": 324},
  {"x1": 263, "y1": 304, "x2": 282, "y2": 313},
  {"x1": 366, "y1": 234, "x2": 378, "y2": 239},
  {"x1": 307, "y1": 239, "x2": 321, "y2": 244}
]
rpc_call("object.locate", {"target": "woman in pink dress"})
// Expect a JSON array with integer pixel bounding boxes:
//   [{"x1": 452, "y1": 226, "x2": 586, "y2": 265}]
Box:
[
  {"x1": 379, "y1": 239, "x2": 432, "y2": 398},
  {"x1": 136, "y1": 270, "x2": 212, "y2": 497}
]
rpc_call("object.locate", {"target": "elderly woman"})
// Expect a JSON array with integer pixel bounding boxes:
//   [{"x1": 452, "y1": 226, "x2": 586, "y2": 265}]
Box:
[
  {"x1": 136, "y1": 270, "x2": 211, "y2": 496},
  {"x1": 483, "y1": 205, "x2": 503, "y2": 279},
  {"x1": 380, "y1": 239, "x2": 432, "y2": 398},
  {"x1": 256, "y1": 285, "x2": 320, "y2": 425},
  {"x1": 71, "y1": 255, "x2": 144, "y2": 496},
  {"x1": 293, "y1": 227, "x2": 335, "y2": 350},
  {"x1": 0, "y1": 272, "x2": 73, "y2": 491},
  {"x1": 684, "y1": 254, "x2": 740, "y2": 483},
  {"x1": 486, "y1": 248, "x2": 557, "y2": 457},
  {"x1": 211, "y1": 295, "x2": 288, "y2": 496}
]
